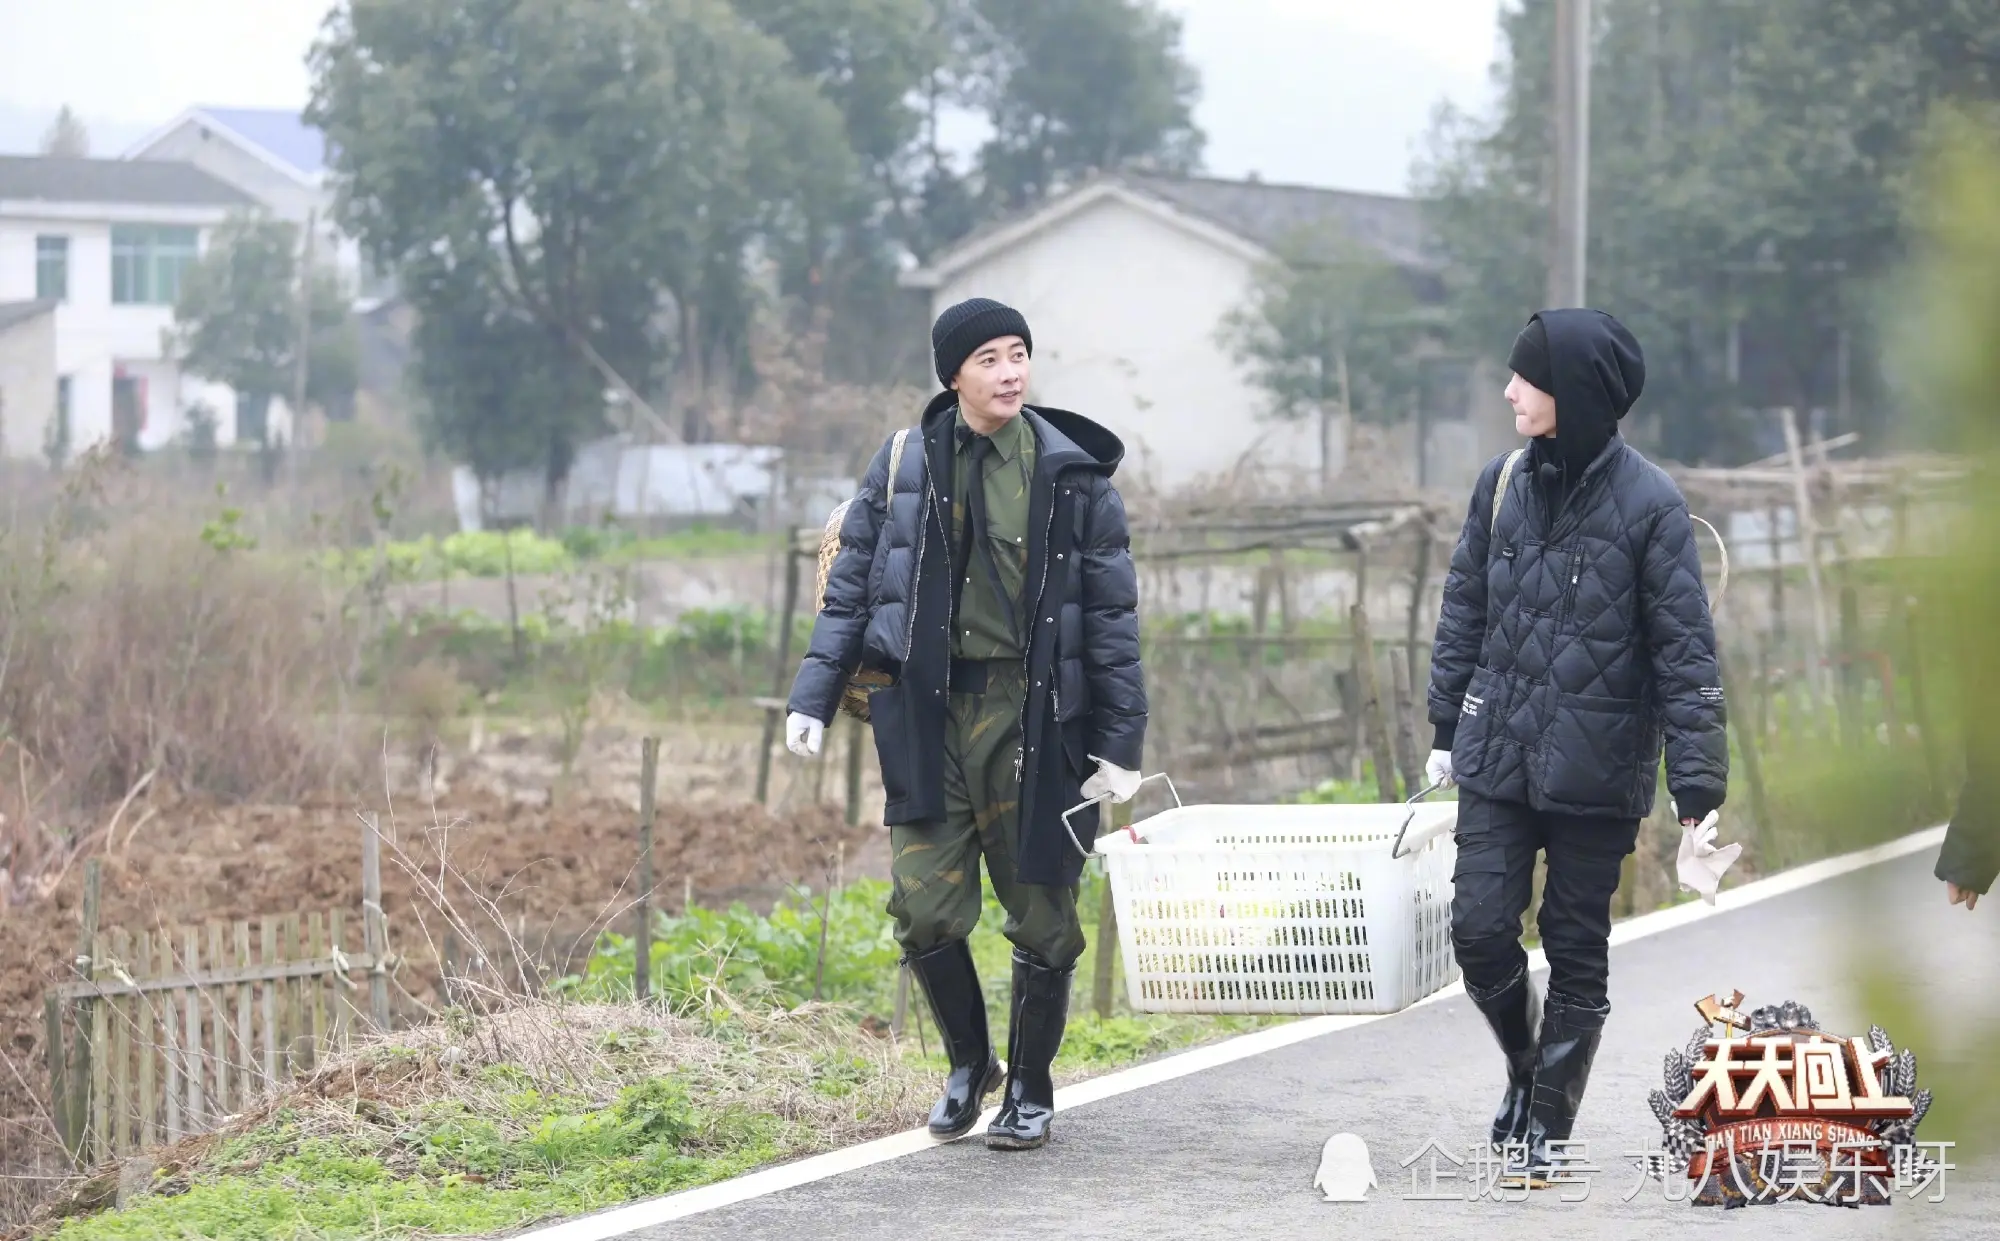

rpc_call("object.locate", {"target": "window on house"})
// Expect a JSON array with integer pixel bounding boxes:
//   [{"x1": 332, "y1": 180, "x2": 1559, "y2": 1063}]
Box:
[
  {"x1": 35, "y1": 236, "x2": 69, "y2": 301},
  {"x1": 110, "y1": 225, "x2": 199, "y2": 305}
]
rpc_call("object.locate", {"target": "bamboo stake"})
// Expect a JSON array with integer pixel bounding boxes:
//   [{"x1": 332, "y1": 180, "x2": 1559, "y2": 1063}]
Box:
[
  {"x1": 1351, "y1": 603, "x2": 1401, "y2": 802},
  {"x1": 136, "y1": 933, "x2": 156, "y2": 1151},
  {"x1": 183, "y1": 926, "x2": 203, "y2": 1129},
  {"x1": 1780, "y1": 408, "x2": 1837, "y2": 710},
  {"x1": 207, "y1": 922, "x2": 228, "y2": 1117},
  {"x1": 233, "y1": 921, "x2": 253, "y2": 1105},
  {"x1": 109, "y1": 929, "x2": 131, "y2": 1157},
  {"x1": 636, "y1": 737, "x2": 659, "y2": 1003}
]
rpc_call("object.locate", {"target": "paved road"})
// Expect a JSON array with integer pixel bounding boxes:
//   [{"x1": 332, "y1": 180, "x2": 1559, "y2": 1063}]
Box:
[{"x1": 641, "y1": 850, "x2": 1999, "y2": 1240}]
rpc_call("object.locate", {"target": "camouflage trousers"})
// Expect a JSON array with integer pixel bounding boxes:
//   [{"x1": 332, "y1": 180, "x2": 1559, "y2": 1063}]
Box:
[{"x1": 886, "y1": 659, "x2": 1086, "y2": 969}]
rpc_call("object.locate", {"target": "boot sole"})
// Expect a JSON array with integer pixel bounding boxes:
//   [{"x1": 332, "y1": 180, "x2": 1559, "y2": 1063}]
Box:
[
  {"x1": 927, "y1": 1062, "x2": 1006, "y2": 1142},
  {"x1": 985, "y1": 1127, "x2": 1049, "y2": 1151}
]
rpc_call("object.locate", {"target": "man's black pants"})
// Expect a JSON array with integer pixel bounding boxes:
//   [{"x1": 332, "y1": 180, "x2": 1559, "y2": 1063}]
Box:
[{"x1": 1449, "y1": 789, "x2": 1640, "y2": 1011}]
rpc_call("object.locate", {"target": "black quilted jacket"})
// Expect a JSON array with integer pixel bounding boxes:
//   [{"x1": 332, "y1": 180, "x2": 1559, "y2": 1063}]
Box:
[
  {"x1": 1428, "y1": 312, "x2": 1728, "y2": 820},
  {"x1": 788, "y1": 391, "x2": 1146, "y2": 886}
]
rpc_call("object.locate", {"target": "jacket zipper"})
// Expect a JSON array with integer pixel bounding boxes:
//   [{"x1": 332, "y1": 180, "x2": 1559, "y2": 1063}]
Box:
[
  {"x1": 1016, "y1": 483, "x2": 1061, "y2": 783},
  {"x1": 1562, "y1": 545, "x2": 1583, "y2": 619}
]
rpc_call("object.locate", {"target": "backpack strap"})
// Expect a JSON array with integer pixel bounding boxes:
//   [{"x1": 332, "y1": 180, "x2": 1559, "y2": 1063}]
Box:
[
  {"x1": 1489, "y1": 448, "x2": 1526, "y2": 543},
  {"x1": 886, "y1": 426, "x2": 911, "y2": 493},
  {"x1": 815, "y1": 426, "x2": 914, "y2": 613}
]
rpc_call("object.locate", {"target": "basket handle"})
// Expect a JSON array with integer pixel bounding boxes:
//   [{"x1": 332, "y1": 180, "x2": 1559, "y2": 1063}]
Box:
[
  {"x1": 1390, "y1": 780, "x2": 1448, "y2": 860},
  {"x1": 1060, "y1": 772, "x2": 1181, "y2": 858}
]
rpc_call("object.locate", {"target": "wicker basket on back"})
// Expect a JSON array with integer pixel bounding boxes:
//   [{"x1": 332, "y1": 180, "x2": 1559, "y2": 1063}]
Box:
[{"x1": 813, "y1": 428, "x2": 912, "y2": 723}]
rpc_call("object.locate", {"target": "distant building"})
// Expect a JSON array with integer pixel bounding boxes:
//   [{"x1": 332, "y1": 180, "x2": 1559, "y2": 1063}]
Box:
[
  {"x1": 0, "y1": 299, "x2": 57, "y2": 460},
  {"x1": 453, "y1": 438, "x2": 856, "y2": 534},
  {"x1": 123, "y1": 106, "x2": 392, "y2": 307},
  {"x1": 902, "y1": 172, "x2": 1508, "y2": 495},
  {"x1": 0, "y1": 154, "x2": 256, "y2": 455}
]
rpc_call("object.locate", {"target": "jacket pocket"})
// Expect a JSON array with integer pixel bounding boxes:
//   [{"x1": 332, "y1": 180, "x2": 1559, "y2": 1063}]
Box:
[
  {"x1": 1451, "y1": 666, "x2": 1505, "y2": 778},
  {"x1": 1538, "y1": 691, "x2": 1645, "y2": 811},
  {"x1": 868, "y1": 684, "x2": 913, "y2": 811}
]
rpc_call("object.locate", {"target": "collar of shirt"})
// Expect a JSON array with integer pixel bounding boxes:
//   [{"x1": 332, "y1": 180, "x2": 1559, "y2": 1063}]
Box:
[{"x1": 954, "y1": 408, "x2": 1029, "y2": 464}]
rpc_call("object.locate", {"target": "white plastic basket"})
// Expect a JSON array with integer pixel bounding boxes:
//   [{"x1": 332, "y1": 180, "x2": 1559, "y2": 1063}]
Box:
[{"x1": 1079, "y1": 783, "x2": 1460, "y2": 1016}]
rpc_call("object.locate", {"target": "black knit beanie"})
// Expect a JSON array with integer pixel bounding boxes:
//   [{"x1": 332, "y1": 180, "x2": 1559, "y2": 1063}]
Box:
[
  {"x1": 932, "y1": 297, "x2": 1033, "y2": 388},
  {"x1": 1508, "y1": 315, "x2": 1553, "y2": 395}
]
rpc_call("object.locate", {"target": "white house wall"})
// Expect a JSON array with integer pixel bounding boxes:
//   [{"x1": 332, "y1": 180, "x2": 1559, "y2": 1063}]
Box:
[
  {"x1": 0, "y1": 310, "x2": 55, "y2": 460},
  {"x1": 930, "y1": 195, "x2": 1316, "y2": 495},
  {"x1": 0, "y1": 210, "x2": 240, "y2": 453},
  {"x1": 135, "y1": 125, "x2": 320, "y2": 224}
]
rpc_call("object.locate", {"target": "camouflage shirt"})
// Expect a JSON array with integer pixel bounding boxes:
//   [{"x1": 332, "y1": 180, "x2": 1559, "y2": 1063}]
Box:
[{"x1": 950, "y1": 409, "x2": 1035, "y2": 661}]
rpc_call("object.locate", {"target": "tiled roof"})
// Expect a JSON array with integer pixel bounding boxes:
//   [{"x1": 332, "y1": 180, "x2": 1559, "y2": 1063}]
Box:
[{"x1": 0, "y1": 155, "x2": 252, "y2": 208}]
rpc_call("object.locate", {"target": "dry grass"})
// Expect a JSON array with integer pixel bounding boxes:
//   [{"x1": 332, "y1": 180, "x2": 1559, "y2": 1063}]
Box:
[{"x1": 11, "y1": 995, "x2": 935, "y2": 1240}]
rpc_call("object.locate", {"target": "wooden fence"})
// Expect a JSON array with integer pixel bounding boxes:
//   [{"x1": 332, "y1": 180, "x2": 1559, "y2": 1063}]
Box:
[{"x1": 44, "y1": 861, "x2": 385, "y2": 1168}]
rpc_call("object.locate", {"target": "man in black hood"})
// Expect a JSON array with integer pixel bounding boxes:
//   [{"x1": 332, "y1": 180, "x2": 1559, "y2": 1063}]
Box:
[
  {"x1": 783, "y1": 297, "x2": 1147, "y2": 1152},
  {"x1": 1424, "y1": 308, "x2": 1729, "y2": 1187}
]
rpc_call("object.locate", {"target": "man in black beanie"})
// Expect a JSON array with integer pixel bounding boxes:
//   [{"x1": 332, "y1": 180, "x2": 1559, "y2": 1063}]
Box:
[
  {"x1": 1424, "y1": 309, "x2": 1730, "y2": 1187},
  {"x1": 783, "y1": 297, "x2": 1148, "y2": 1151}
]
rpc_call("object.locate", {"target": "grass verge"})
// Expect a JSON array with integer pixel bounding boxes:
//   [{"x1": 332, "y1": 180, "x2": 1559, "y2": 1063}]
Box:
[
  {"x1": 25, "y1": 878, "x2": 1283, "y2": 1241},
  {"x1": 27, "y1": 1001, "x2": 931, "y2": 1241}
]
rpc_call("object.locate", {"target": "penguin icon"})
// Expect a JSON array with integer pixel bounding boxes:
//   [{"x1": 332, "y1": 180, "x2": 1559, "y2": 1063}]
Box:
[{"x1": 1312, "y1": 1133, "x2": 1377, "y2": 1202}]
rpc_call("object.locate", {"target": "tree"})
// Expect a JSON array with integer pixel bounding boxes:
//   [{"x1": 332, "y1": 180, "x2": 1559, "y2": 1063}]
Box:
[
  {"x1": 308, "y1": 0, "x2": 853, "y2": 479},
  {"x1": 40, "y1": 106, "x2": 89, "y2": 157},
  {"x1": 960, "y1": 0, "x2": 1205, "y2": 214},
  {"x1": 166, "y1": 212, "x2": 352, "y2": 453},
  {"x1": 1222, "y1": 225, "x2": 1429, "y2": 489},
  {"x1": 1416, "y1": 0, "x2": 2000, "y2": 465},
  {"x1": 402, "y1": 250, "x2": 601, "y2": 517}
]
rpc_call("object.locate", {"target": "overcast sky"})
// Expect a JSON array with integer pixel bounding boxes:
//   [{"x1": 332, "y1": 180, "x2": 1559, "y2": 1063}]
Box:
[{"x1": 0, "y1": 0, "x2": 1508, "y2": 195}]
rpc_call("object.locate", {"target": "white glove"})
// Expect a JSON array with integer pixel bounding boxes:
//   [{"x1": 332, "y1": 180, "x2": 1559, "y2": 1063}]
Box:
[
  {"x1": 1080, "y1": 756, "x2": 1143, "y2": 804},
  {"x1": 1424, "y1": 749, "x2": 1455, "y2": 790},
  {"x1": 785, "y1": 712, "x2": 824, "y2": 759},
  {"x1": 1674, "y1": 808, "x2": 1741, "y2": 905}
]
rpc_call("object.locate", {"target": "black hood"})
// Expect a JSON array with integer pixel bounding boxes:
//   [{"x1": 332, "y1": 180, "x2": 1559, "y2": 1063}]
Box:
[
  {"x1": 1528, "y1": 308, "x2": 1645, "y2": 479},
  {"x1": 920, "y1": 391, "x2": 1125, "y2": 477}
]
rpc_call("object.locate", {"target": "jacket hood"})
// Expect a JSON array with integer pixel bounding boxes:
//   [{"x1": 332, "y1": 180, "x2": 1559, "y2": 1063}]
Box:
[
  {"x1": 1533, "y1": 308, "x2": 1646, "y2": 478},
  {"x1": 919, "y1": 391, "x2": 1125, "y2": 477}
]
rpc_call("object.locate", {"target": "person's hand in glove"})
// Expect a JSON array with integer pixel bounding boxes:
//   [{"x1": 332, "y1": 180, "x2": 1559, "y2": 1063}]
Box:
[
  {"x1": 785, "y1": 712, "x2": 824, "y2": 759},
  {"x1": 1672, "y1": 797, "x2": 1741, "y2": 905},
  {"x1": 1080, "y1": 756, "x2": 1143, "y2": 804},
  {"x1": 1424, "y1": 749, "x2": 1455, "y2": 790}
]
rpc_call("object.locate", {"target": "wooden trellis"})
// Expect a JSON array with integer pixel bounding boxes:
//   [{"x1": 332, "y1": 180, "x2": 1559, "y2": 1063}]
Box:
[{"x1": 44, "y1": 862, "x2": 384, "y2": 1168}]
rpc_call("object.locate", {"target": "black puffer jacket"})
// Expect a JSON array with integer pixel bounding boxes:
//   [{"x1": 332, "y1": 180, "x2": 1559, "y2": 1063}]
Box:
[
  {"x1": 789, "y1": 391, "x2": 1146, "y2": 886},
  {"x1": 1428, "y1": 310, "x2": 1728, "y2": 820}
]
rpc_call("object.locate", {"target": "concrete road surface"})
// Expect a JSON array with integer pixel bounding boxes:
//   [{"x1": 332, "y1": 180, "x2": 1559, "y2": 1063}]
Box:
[{"x1": 578, "y1": 845, "x2": 2000, "y2": 1241}]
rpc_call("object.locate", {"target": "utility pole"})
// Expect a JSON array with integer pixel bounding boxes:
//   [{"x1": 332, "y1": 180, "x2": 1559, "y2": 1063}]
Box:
[
  {"x1": 290, "y1": 208, "x2": 315, "y2": 484},
  {"x1": 1548, "y1": 0, "x2": 1592, "y2": 309}
]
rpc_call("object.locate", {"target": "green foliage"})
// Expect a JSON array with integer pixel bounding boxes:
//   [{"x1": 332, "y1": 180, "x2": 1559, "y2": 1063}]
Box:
[
  {"x1": 324, "y1": 530, "x2": 574, "y2": 584},
  {"x1": 1221, "y1": 222, "x2": 1430, "y2": 433},
  {"x1": 166, "y1": 211, "x2": 353, "y2": 440},
  {"x1": 1417, "y1": 0, "x2": 2000, "y2": 463},
  {"x1": 51, "y1": 1077, "x2": 778, "y2": 1241},
  {"x1": 339, "y1": 525, "x2": 769, "y2": 586},
  {"x1": 558, "y1": 879, "x2": 903, "y2": 1015},
  {"x1": 198, "y1": 506, "x2": 259, "y2": 555},
  {"x1": 1837, "y1": 116, "x2": 2000, "y2": 1156},
  {"x1": 962, "y1": 0, "x2": 1204, "y2": 214},
  {"x1": 311, "y1": 0, "x2": 853, "y2": 475},
  {"x1": 1293, "y1": 764, "x2": 1458, "y2": 806}
]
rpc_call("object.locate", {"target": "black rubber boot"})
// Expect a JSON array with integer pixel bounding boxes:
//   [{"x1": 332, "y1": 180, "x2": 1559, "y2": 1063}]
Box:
[
  {"x1": 1513, "y1": 993, "x2": 1609, "y2": 1188},
  {"x1": 906, "y1": 939, "x2": 1003, "y2": 1140},
  {"x1": 1467, "y1": 965, "x2": 1541, "y2": 1154},
  {"x1": 986, "y1": 947, "x2": 1073, "y2": 1151}
]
